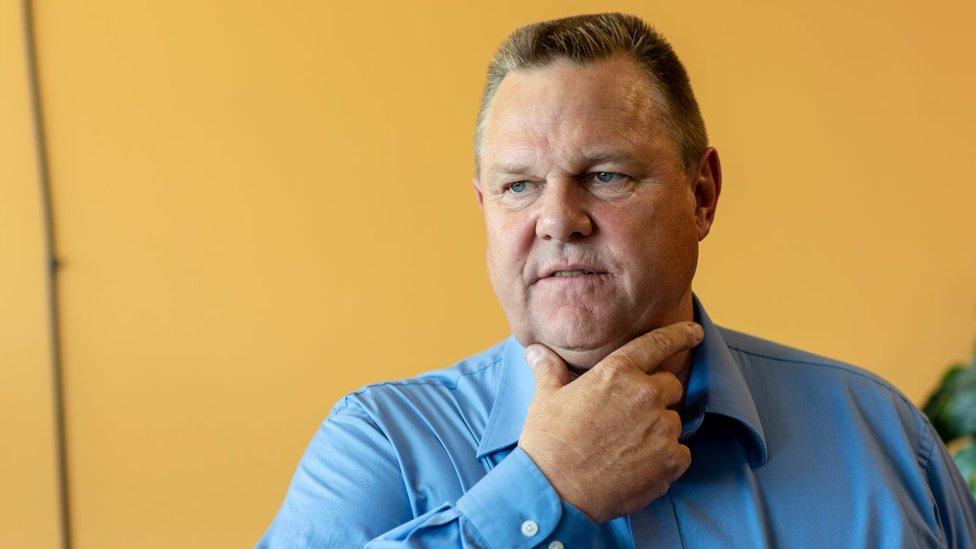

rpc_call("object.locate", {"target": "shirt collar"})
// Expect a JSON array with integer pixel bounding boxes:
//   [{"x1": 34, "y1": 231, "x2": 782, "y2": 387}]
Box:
[{"x1": 475, "y1": 292, "x2": 768, "y2": 466}]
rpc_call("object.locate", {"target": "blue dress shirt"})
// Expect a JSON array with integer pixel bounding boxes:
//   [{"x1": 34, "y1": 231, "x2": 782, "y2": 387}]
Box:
[{"x1": 257, "y1": 294, "x2": 976, "y2": 547}]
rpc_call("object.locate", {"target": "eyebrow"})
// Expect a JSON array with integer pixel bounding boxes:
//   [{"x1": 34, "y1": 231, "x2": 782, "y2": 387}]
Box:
[
  {"x1": 488, "y1": 163, "x2": 534, "y2": 178},
  {"x1": 581, "y1": 150, "x2": 640, "y2": 165},
  {"x1": 488, "y1": 150, "x2": 641, "y2": 178}
]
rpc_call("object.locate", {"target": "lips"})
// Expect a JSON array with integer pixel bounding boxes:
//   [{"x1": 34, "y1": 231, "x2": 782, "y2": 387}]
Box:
[
  {"x1": 551, "y1": 269, "x2": 597, "y2": 277},
  {"x1": 532, "y1": 263, "x2": 609, "y2": 284}
]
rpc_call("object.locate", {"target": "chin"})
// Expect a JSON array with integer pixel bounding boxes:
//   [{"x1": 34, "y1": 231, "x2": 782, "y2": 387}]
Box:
[
  {"x1": 533, "y1": 311, "x2": 625, "y2": 354},
  {"x1": 537, "y1": 329, "x2": 617, "y2": 371}
]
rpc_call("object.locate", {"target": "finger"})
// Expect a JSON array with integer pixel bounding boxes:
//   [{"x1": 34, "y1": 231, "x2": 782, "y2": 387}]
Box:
[
  {"x1": 669, "y1": 444, "x2": 692, "y2": 482},
  {"x1": 599, "y1": 321, "x2": 704, "y2": 375},
  {"x1": 645, "y1": 373, "x2": 684, "y2": 408},
  {"x1": 664, "y1": 410, "x2": 683, "y2": 439},
  {"x1": 525, "y1": 344, "x2": 573, "y2": 397}
]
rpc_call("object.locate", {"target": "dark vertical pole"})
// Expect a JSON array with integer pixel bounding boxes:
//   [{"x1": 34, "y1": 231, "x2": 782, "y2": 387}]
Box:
[{"x1": 21, "y1": 1, "x2": 72, "y2": 548}]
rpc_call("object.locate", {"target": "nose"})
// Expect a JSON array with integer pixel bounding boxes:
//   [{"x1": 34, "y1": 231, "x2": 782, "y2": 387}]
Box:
[{"x1": 535, "y1": 181, "x2": 593, "y2": 242}]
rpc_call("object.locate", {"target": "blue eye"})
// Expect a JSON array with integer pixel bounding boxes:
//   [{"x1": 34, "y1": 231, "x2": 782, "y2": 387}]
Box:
[
  {"x1": 509, "y1": 181, "x2": 527, "y2": 193},
  {"x1": 593, "y1": 172, "x2": 619, "y2": 183}
]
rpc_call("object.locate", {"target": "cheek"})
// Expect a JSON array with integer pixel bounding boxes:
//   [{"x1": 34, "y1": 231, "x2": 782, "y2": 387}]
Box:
[
  {"x1": 484, "y1": 210, "x2": 533, "y2": 288},
  {"x1": 598, "y1": 198, "x2": 697, "y2": 276},
  {"x1": 488, "y1": 207, "x2": 532, "y2": 253}
]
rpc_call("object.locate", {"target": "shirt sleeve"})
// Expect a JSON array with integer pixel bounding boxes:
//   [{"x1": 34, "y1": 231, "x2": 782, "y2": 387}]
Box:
[
  {"x1": 920, "y1": 418, "x2": 976, "y2": 548},
  {"x1": 256, "y1": 400, "x2": 600, "y2": 548}
]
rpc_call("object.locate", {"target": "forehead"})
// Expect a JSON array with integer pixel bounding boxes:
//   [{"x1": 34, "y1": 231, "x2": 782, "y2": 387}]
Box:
[{"x1": 481, "y1": 54, "x2": 671, "y2": 173}]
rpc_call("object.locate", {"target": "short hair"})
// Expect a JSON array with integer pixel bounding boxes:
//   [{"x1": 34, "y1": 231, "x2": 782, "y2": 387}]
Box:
[{"x1": 474, "y1": 12, "x2": 707, "y2": 177}]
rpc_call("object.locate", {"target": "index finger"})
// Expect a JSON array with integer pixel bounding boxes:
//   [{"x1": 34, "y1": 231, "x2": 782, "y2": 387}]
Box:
[{"x1": 597, "y1": 321, "x2": 704, "y2": 375}]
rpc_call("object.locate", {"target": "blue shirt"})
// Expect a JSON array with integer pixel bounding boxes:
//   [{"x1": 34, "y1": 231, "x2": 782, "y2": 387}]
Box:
[{"x1": 257, "y1": 294, "x2": 976, "y2": 547}]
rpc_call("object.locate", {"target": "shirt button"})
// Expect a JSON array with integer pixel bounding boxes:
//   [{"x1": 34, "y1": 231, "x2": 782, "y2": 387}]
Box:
[
  {"x1": 520, "y1": 519, "x2": 539, "y2": 537},
  {"x1": 548, "y1": 541, "x2": 565, "y2": 549}
]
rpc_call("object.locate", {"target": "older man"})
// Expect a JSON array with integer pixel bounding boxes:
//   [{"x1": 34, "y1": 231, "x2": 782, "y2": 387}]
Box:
[{"x1": 258, "y1": 13, "x2": 976, "y2": 548}]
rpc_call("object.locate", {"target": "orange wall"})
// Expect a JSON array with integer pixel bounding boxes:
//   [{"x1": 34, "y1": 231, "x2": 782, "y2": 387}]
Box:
[{"x1": 4, "y1": 1, "x2": 975, "y2": 547}]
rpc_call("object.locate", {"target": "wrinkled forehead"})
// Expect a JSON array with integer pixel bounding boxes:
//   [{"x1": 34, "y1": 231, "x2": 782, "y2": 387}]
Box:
[{"x1": 480, "y1": 55, "x2": 673, "y2": 176}]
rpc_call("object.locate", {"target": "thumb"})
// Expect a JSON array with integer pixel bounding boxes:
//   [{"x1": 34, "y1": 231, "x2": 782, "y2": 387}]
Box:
[{"x1": 525, "y1": 344, "x2": 572, "y2": 397}]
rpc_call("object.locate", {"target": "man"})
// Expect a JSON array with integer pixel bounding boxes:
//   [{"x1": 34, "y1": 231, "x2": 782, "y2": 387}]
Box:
[{"x1": 258, "y1": 13, "x2": 976, "y2": 548}]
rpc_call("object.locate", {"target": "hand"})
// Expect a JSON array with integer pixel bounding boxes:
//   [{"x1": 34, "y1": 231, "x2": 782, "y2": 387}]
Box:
[{"x1": 517, "y1": 321, "x2": 704, "y2": 524}]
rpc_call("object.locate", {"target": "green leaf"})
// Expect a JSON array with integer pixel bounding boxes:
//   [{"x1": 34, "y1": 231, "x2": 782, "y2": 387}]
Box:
[
  {"x1": 924, "y1": 364, "x2": 972, "y2": 440},
  {"x1": 952, "y1": 441, "x2": 976, "y2": 494}
]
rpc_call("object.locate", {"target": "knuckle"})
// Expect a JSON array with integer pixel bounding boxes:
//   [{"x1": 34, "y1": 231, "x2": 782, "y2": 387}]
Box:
[
  {"x1": 663, "y1": 410, "x2": 682, "y2": 436},
  {"x1": 672, "y1": 445, "x2": 692, "y2": 475},
  {"x1": 648, "y1": 372, "x2": 682, "y2": 404},
  {"x1": 602, "y1": 355, "x2": 635, "y2": 377},
  {"x1": 661, "y1": 373, "x2": 683, "y2": 402},
  {"x1": 663, "y1": 372, "x2": 682, "y2": 391},
  {"x1": 649, "y1": 479, "x2": 669, "y2": 499},
  {"x1": 634, "y1": 381, "x2": 660, "y2": 404}
]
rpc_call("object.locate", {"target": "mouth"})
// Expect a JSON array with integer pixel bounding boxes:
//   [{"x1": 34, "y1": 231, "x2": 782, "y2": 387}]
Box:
[
  {"x1": 531, "y1": 264, "x2": 610, "y2": 285},
  {"x1": 550, "y1": 270, "x2": 600, "y2": 277}
]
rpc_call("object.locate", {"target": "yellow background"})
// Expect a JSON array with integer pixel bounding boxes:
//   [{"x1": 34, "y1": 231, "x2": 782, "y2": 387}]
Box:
[{"x1": 3, "y1": 1, "x2": 975, "y2": 547}]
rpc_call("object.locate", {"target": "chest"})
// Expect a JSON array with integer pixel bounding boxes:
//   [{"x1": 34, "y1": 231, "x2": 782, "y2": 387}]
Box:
[
  {"x1": 394, "y1": 417, "x2": 940, "y2": 548},
  {"x1": 622, "y1": 420, "x2": 942, "y2": 548}
]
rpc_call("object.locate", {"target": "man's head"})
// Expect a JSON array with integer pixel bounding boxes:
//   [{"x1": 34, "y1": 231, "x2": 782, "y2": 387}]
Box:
[
  {"x1": 474, "y1": 12, "x2": 707, "y2": 177},
  {"x1": 473, "y1": 13, "x2": 721, "y2": 369}
]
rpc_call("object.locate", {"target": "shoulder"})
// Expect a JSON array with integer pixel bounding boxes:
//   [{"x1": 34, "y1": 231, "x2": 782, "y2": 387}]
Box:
[
  {"x1": 327, "y1": 338, "x2": 510, "y2": 428},
  {"x1": 718, "y1": 325, "x2": 912, "y2": 402},
  {"x1": 717, "y1": 325, "x2": 932, "y2": 441}
]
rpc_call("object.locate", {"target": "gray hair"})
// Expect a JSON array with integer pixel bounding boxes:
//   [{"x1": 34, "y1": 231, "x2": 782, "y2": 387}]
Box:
[{"x1": 474, "y1": 13, "x2": 707, "y2": 177}]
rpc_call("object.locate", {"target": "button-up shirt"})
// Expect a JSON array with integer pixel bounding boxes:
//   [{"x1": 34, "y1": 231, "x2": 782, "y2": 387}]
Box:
[{"x1": 257, "y1": 294, "x2": 976, "y2": 547}]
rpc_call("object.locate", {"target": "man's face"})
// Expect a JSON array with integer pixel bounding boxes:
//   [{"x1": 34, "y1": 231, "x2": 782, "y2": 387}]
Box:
[{"x1": 475, "y1": 54, "x2": 716, "y2": 367}]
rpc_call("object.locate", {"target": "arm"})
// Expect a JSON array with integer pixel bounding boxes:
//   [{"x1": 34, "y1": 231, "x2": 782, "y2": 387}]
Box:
[
  {"x1": 256, "y1": 401, "x2": 599, "y2": 548},
  {"x1": 920, "y1": 418, "x2": 976, "y2": 547},
  {"x1": 259, "y1": 321, "x2": 703, "y2": 547}
]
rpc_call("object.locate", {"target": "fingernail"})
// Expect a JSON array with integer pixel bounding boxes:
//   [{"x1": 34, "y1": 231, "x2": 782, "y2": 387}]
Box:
[
  {"x1": 690, "y1": 322, "x2": 704, "y2": 339},
  {"x1": 524, "y1": 346, "x2": 542, "y2": 366}
]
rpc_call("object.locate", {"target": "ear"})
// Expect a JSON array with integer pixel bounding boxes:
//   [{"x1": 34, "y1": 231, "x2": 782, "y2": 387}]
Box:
[
  {"x1": 691, "y1": 147, "x2": 722, "y2": 241},
  {"x1": 472, "y1": 177, "x2": 485, "y2": 212}
]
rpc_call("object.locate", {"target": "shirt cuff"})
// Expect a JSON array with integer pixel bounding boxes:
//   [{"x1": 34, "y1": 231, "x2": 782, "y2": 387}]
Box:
[{"x1": 456, "y1": 446, "x2": 600, "y2": 548}]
